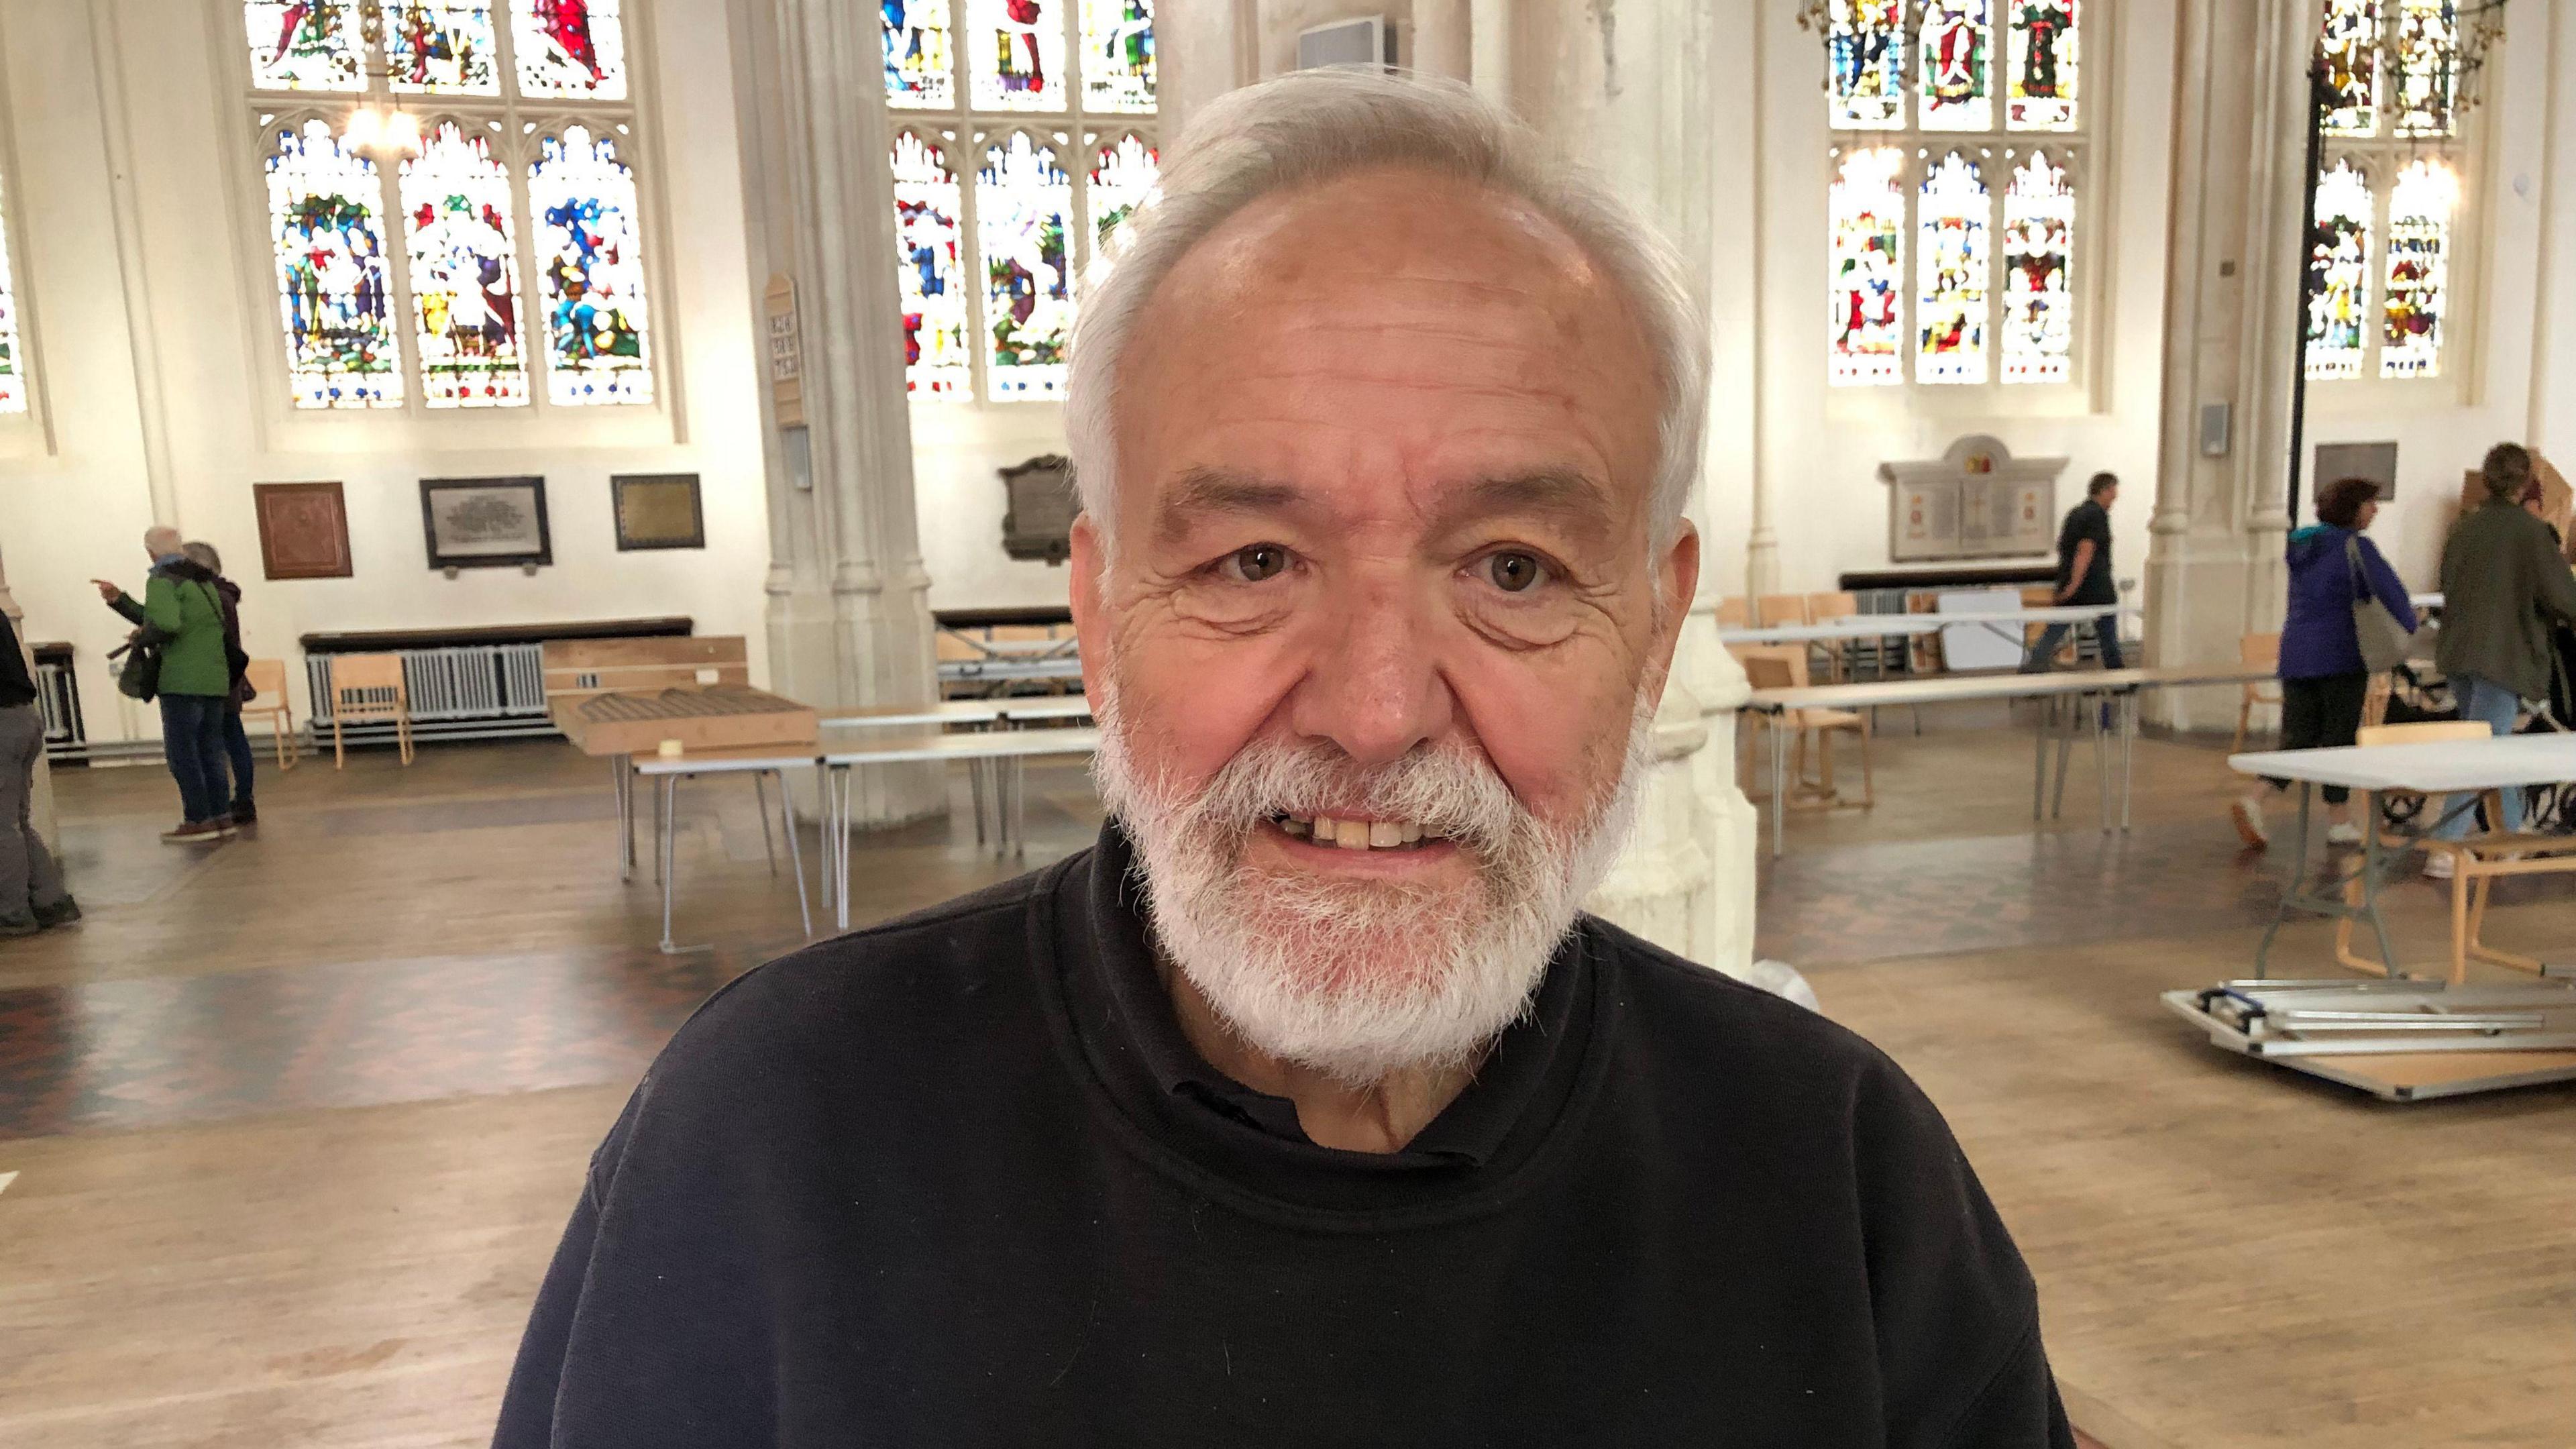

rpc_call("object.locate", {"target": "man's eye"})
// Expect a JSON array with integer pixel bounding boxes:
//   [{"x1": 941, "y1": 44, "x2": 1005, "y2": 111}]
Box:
[
  {"x1": 1483, "y1": 551, "x2": 1549, "y2": 593},
  {"x1": 1221, "y1": 544, "x2": 1291, "y2": 583}
]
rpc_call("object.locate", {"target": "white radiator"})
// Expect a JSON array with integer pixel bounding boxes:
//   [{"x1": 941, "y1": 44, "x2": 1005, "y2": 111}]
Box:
[{"x1": 307, "y1": 643, "x2": 554, "y2": 742}]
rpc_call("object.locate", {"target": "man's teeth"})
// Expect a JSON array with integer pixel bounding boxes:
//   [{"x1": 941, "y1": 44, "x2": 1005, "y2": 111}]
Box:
[{"x1": 1277, "y1": 814, "x2": 1436, "y2": 850}]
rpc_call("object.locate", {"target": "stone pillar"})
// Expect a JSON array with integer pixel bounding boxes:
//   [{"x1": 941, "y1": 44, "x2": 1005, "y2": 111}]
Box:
[
  {"x1": 1160, "y1": 0, "x2": 1255, "y2": 134},
  {"x1": 0, "y1": 547, "x2": 57, "y2": 851},
  {"x1": 2142, "y1": 0, "x2": 2314, "y2": 729},
  {"x1": 1468, "y1": 0, "x2": 1513, "y2": 107},
  {"x1": 743, "y1": 0, "x2": 943, "y2": 824},
  {"x1": 1411, "y1": 0, "x2": 1471, "y2": 80},
  {"x1": 1507, "y1": 0, "x2": 1754, "y2": 975}
]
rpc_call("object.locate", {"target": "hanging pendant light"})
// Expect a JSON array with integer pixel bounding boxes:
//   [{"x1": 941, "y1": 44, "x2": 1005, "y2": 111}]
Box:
[{"x1": 341, "y1": 0, "x2": 424, "y2": 160}]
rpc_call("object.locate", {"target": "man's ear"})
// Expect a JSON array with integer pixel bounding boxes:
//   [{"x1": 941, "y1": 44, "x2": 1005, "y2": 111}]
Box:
[
  {"x1": 1640, "y1": 519, "x2": 1700, "y2": 704},
  {"x1": 1069, "y1": 515, "x2": 1106, "y2": 659}
]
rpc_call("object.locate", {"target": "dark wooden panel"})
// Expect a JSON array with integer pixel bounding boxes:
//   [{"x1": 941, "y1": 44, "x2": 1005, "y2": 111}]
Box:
[{"x1": 300, "y1": 618, "x2": 694, "y2": 652}]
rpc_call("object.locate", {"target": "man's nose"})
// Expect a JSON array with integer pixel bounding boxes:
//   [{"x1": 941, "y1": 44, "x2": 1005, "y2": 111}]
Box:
[{"x1": 1287, "y1": 576, "x2": 1454, "y2": 768}]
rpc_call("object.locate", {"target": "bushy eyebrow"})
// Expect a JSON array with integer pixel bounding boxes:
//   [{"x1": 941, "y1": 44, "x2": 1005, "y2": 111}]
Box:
[
  {"x1": 1434, "y1": 470, "x2": 1616, "y2": 546},
  {"x1": 1154, "y1": 467, "x2": 1305, "y2": 543}
]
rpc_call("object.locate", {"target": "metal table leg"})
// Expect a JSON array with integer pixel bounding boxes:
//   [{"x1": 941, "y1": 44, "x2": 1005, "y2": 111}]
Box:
[
  {"x1": 1005, "y1": 756, "x2": 1028, "y2": 856},
  {"x1": 614, "y1": 754, "x2": 635, "y2": 881},
  {"x1": 2121, "y1": 689, "x2": 2139, "y2": 832},
  {"x1": 755, "y1": 771, "x2": 778, "y2": 876},
  {"x1": 2051, "y1": 696, "x2": 2076, "y2": 821},
  {"x1": 2032, "y1": 697, "x2": 2048, "y2": 821},
  {"x1": 651, "y1": 767, "x2": 665, "y2": 886},
  {"x1": 2254, "y1": 781, "x2": 2314, "y2": 978},
  {"x1": 2094, "y1": 689, "x2": 2112, "y2": 833},
  {"x1": 773, "y1": 767, "x2": 810, "y2": 938},
  {"x1": 835, "y1": 764, "x2": 853, "y2": 932},
  {"x1": 1770, "y1": 711, "x2": 1787, "y2": 858}
]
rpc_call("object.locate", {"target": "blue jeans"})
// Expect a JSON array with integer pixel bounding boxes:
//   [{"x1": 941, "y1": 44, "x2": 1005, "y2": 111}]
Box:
[
  {"x1": 2435, "y1": 673, "x2": 2522, "y2": 839},
  {"x1": 159, "y1": 693, "x2": 231, "y2": 824},
  {"x1": 222, "y1": 705, "x2": 255, "y2": 811},
  {"x1": 2024, "y1": 615, "x2": 2126, "y2": 670}
]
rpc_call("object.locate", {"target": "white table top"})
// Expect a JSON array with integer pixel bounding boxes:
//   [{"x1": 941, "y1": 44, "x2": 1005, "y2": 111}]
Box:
[
  {"x1": 818, "y1": 696, "x2": 1091, "y2": 729},
  {"x1": 1721, "y1": 604, "x2": 2142, "y2": 647},
  {"x1": 820, "y1": 726, "x2": 1099, "y2": 766},
  {"x1": 1746, "y1": 662, "x2": 2270, "y2": 712},
  {"x1": 2411, "y1": 592, "x2": 2445, "y2": 610},
  {"x1": 2230, "y1": 733, "x2": 2576, "y2": 792}
]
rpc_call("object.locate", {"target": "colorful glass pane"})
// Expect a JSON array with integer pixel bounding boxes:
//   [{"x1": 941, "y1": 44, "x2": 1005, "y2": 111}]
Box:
[
  {"x1": 1087, "y1": 133, "x2": 1157, "y2": 246},
  {"x1": 1829, "y1": 148, "x2": 1904, "y2": 386},
  {"x1": 0, "y1": 173, "x2": 23, "y2": 415},
  {"x1": 2381, "y1": 159, "x2": 2455, "y2": 378},
  {"x1": 266, "y1": 121, "x2": 400, "y2": 408},
  {"x1": 513, "y1": 0, "x2": 627, "y2": 99},
  {"x1": 977, "y1": 133, "x2": 1073, "y2": 397},
  {"x1": 531, "y1": 126, "x2": 653, "y2": 405},
  {"x1": 2000, "y1": 152, "x2": 2074, "y2": 384},
  {"x1": 2304, "y1": 161, "x2": 2373, "y2": 380},
  {"x1": 1080, "y1": 0, "x2": 1155, "y2": 114},
  {"x1": 2392, "y1": 0, "x2": 2458, "y2": 138},
  {"x1": 2006, "y1": 0, "x2": 2078, "y2": 131},
  {"x1": 969, "y1": 0, "x2": 1065, "y2": 112},
  {"x1": 1916, "y1": 153, "x2": 1990, "y2": 383},
  {"x1": 884, "y1": 0, "x2": 956, "y2": 109},
  {"x1": 1828, "y1": 1, "x2": 1906, "y2": 130},
  {"x1": 401, "y1": 124, "x2": 527, "y2": 408},
  {"x1": 2318, "y1": 0, "x2": 2379, "y2": 136},
  {"x1": 1919, "y1": 0, "x2": 1994, "y2": 131},
  {"x1": 243, "y1": 0, "x2": 362, "y2": 91},
  {"x1": 893, "y1": 133, "x2": 972, "y2": 398},
  {"x1": 388, "y1": 1, "x2": 500, "y2": 93}
]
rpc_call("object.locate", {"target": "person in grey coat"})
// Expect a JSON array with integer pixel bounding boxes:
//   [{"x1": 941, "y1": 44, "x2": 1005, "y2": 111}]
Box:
[
  {"x1": 0, "y1": 604, "x2": 78, "y2": 935},
  {"x1": 2427, "y1": 443, "x2": 2576, "y2": 867}
]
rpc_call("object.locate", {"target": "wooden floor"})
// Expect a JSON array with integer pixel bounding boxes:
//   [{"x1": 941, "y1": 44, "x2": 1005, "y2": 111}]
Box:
[{"x1": 2, "y1": 712, "x2": 2571, "y2": 1446}]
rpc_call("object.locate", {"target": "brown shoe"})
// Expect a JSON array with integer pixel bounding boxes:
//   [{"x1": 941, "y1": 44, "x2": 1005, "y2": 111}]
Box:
[{"x1": 160, "y1": 820, "x2": 227, "y2": 844}]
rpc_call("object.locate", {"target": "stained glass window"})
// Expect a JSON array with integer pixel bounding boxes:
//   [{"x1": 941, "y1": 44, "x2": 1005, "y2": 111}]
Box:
[
  {"x1": 1088, "y1": 133, "x2": 1157, "y2": 245},
  {"x1": 388, "y1": 2, "x2": 500, "y2": 94},
  {"x1": 894, "y1": 133, "x2": 973, "y2": 398},
  {"x1": 1079, "y1": 0, "x2": 1155, "y2": 114},
  {"x1": 0, "y1": 172, "x2": 24, "y2": 415},
  {"x1": 1829, "y1": 148, "x2": 1905, "y2": 387},
  {"x1": 1919, "y1": 1, "x2": 1993, "y2": 131},
  {"x1": 400, "y1": 123, "x2": 527, "y2": 407},
  {"x1": 2006, "y1": 0, "x2": 2078, "y2": 131},
  {"x1": 513, "y1": 0, "x2": 627, "y2": 99},
  {"x1": 1829, "y1": 1, "x2": 1907, "y2": 130},
  {"x1": 2319, "y1": 0, "x2": 2379, "y2": 136},
  {"x1": 1999, "y1": 152, "x2": 2073, "y2": 384},
  {"x1": 2381, "y1": 159, "x2": 2455, "y2": 378},
  {"x1": 1916, "y1": 154, "x2": 1990, "y2": 383},
  {"x1": 531, "y1": 126, "x2": 652, "y2": 405},
  {"x1": 885, "y1": 0, "x2": 957, "y2": 109},
  {"x1": 2392, "y1": 0, "x2": 2458, "y2": 138},
  {"x1": 266, "y1": 121, "x2": 402, "y2": 408},
  {"x1": 970, "y1": 0, "x2": 1065, "y2": 112},
  {"x1": 977, "y1": 133, "x2": 1073, "y2": 396},
  {"x1": 2305, "y1": 161, "x2": 2373, "y2": 381},
  {"x1": 244, "y1": 0, "x2": 362, "y2": 91}
]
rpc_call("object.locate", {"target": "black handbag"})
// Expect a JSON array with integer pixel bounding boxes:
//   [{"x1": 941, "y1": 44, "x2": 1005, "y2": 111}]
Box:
[{"x1": 113, "y1": 638, "x2": 162, "y2": 702}]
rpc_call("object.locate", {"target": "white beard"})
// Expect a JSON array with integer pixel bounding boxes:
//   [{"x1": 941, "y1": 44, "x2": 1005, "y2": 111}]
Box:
[{"x1": 1091, "y1": 686, "x2": 1656, "y2": 1087}]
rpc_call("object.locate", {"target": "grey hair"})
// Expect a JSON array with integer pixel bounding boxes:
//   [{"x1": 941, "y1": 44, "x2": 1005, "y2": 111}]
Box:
[
  {"x1": 182, "y1": 541, "x2": 224, "y2": 574},
  {"x1": 144, "y1": 525, "x2": 183, "y2": 557},
  {"x1": 1065, "y1": 69, "x2": 1709, "y2": 553}
]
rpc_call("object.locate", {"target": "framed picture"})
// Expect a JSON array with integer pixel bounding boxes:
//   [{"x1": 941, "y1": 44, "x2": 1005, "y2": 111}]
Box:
[
  {"x1": 252, "y1": 481, "x2": 354, "y2": 580},
  {"x1": 612, "y1": 473, "x2": 706, "y2": 551},
  {"x1": 420, "y1": 476, "x2": 551, "y2": 570}
]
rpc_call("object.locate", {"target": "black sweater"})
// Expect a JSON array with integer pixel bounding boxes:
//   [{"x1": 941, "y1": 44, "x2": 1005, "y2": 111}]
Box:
[{"x1": 496, "y1": 824, "x2": 2072, "y2": 1448}]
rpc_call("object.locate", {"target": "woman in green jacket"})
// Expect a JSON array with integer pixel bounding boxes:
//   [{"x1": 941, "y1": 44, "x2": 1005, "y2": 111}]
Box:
[{"x1": 92, "y1": 525, "x2": 236, "y2": 843}]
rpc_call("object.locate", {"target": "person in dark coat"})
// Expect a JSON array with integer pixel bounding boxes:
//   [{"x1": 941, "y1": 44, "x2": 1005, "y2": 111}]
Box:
[
  {"x1": 2424, "y1": 443, "x2": 2576, "y2": 869},
  {"x1": 2231, "y1": 476, "x2": 2417, "y2": 850},
  {"x1": 182, "y1": 541, "x2": 258, "y2": 826},
  {"x1": 0, "y1": 603, "x2": 78, "y2": 935}
]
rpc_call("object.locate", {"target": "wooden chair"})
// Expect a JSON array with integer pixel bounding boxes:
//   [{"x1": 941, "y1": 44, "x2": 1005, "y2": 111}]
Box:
[
  {"x1": 1716, "y1": 596, "x2": 1750, "y2": 629},
  {"x1": 1807, "y1": 590, "x2": 1862, "y2": 680},
  {"x1": 2232, "y1": 633, "x2": 2282, "y2": 752},
  {"x1": 326, "y1": 653, "x2": 414, "y2": 769},
  {"x1": 1903, "y1": 590, "x2": 1946, "y2": 676},
  {"x1": 1754, "y1": 594, "x2": 1811, "y2": 629},
  {"x1": 240, "y1": 658, "x2": 300, "y2": 771},
  {"x1": 1739, "y1": 647, "x2": 1873, "y2": 808},
  {"x1": 2334, "y1": 720, "x2": 2576, "y2": 983},
  {"x1": 2020, "y1": 585, "x2": 2076, "y2": 667}
]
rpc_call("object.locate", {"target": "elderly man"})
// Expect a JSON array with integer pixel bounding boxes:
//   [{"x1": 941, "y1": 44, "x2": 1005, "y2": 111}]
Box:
[
  {"x1": 92, "y1": 525, "x2": 237, "y2": 842},
  {"x1": 497, "y1": 72, "x2": 2070, "y2": 1447}
]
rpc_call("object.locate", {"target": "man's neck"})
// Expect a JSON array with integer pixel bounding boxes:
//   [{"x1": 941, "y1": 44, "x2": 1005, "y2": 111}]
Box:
[{"x1": 1160, "y1": 959, "x2": 1481, "y2": 1155}]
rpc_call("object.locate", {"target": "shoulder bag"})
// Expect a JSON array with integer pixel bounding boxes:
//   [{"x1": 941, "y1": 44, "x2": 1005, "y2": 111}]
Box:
[{"x1": 2348, "y1": 534, "x2": 2413, "y2": 674}]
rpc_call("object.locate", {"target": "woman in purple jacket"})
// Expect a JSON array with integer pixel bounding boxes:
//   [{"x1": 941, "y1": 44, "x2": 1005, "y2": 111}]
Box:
[{"x1": 2233, "y1": 476, "x2": 2420, "y2": 849}]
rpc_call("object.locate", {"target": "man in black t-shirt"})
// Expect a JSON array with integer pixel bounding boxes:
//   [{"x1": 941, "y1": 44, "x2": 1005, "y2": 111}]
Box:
[{"x1": 2023, "y1": 472, "x2": 2123, "y2": 670}]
